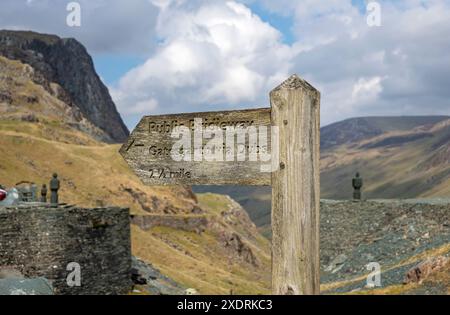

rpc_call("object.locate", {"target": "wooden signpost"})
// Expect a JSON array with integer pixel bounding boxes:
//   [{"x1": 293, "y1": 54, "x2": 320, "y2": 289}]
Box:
[
  {"x1": 119, "y1": 108, "x2": 272, "y2": 186},
  {"x1": 120, "y1": 74, "x2": 321, "y2": 295}
]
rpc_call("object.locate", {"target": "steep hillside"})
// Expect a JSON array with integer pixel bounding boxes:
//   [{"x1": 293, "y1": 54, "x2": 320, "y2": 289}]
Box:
[
  {"x1": 0, "y1": 54, "x2": 201, "y2": 214},
  {"x1": 0, "y1": 30, "x2": 129, "y2": 143},
  {"x1": 0, "y1": 55, "x2": 271, "y2": 294},
  {"x1": 321, "y1": 117, "x2": 450, "y2": 199},
  {"x1": 132, "y1": 194, "x2": 271, "y2": 294}
]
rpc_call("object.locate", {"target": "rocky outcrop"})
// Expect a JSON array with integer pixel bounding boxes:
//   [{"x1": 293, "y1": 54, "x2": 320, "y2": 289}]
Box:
[
  {"x1": 131, "y1": 256, "x2": 185, "y2": 295},
  {"x1": 219, "y1": 232, "x2": 258, "y2": 266},
  {"x1": 404, "y1": 256, "x2": 449, "y2": 284},
  {"x1": 131, "y1": 214, "x2": 208, "y2": 234},
  {"x1": 121, "y1": 185, "x2": 203, "y2": 214},
  {"x1": 0, "y1": 56, "x2": 112, "y2": 142},
  {"x1": 0, "y1": 30, "x2": 129, "y2": 143}
]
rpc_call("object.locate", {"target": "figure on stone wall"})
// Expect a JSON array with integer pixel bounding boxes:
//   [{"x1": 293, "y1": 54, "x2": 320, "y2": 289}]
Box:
[
  {"x1": 41, "y1": 184, "x2": 47, "y2": 203},
  {"x1": 50, "y1": 173, "x2": 60, "y2": 205},
  {"x1": 352, "y1": 172, "x2": 363, "y2": 200}
]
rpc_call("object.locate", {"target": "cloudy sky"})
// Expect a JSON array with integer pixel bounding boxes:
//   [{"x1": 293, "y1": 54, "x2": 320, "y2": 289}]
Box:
[{"x1": 1, "y1": 0, "x2": 449, "y2": 129}]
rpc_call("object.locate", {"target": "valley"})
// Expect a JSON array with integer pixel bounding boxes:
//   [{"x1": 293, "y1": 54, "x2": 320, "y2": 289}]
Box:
[
  {"x1": 195, "y1": 115, "x2": 450, "y2": 238},
  {"x1": 0, "y1": 30, "x2": 448, "y2": 295}
]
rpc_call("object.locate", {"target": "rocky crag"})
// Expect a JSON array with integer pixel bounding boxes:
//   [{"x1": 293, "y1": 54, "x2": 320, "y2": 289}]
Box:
[
  {"x1": 0, "y1": 30, "x2": 128, "y2": 143},
  {"x1": 0, "y1": 55, "x2": 110, "y2": 143}
]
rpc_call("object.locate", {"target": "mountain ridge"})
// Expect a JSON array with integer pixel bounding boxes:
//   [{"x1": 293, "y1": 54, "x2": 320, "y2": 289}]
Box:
[
  {"x1": 0, "y1": 30, "x2": 129, "y2": 143},
  {"x1": 321, "y1": 115, "x2": 449, "y2": 150}
]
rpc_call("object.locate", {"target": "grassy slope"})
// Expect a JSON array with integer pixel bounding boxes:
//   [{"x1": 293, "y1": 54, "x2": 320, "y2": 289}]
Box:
[{"x1": 0, "y1": 120, "x2": 193, "y2": 214}]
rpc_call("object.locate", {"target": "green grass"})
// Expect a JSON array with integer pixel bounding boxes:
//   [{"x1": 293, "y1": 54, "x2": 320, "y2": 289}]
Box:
[{"x1": 196, "y1": 193, "x2": 231, "y2": 215}]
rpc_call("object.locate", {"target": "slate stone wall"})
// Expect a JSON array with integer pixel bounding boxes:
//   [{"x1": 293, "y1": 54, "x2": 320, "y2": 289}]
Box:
[{"x1": 0, "y1": 205, "x2": 131, "y2": 295}]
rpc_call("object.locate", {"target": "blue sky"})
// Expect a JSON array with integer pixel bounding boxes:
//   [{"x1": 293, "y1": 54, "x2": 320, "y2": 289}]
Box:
[
  {"x1": 1, "y1": 0, "x2": 449, "y2": 130},
  {"x1": 93, "y1": 55, "x2": 146, "y2": 86},
  {"x1": 245, "y1": 3, "x2": 296, "y2": 45}
]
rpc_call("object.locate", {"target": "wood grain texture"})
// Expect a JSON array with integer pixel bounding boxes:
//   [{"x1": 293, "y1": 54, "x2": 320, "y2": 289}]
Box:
[
  {"x1": 270, "y1": 74, "x2": 321, "y2": 295},
  {"x1": 120, "y1": 108, "x2": 272, "y2": 185}
]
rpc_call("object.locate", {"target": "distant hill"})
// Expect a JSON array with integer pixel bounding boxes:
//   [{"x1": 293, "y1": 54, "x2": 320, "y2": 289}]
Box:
[
  {"x1": 321, "y1": 116, "x2": 450, "y2": 199},
  {"x1": 194, "y1": 115, "x2": 450, "y2": 238},
  {"x1": 0, "y1": 30, "x2": 129, "y2": 143},
  {"x1": 321, "y1": 116, "x2": 449, "y2": 150}
]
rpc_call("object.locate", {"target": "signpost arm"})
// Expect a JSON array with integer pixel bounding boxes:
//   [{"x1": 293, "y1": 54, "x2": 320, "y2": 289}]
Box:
[{"x1": 270, "y1": 74, "x2": 321, "y2": 295}]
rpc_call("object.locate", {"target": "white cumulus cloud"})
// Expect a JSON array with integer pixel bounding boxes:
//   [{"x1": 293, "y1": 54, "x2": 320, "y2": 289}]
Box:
[{"x1": 111, "y1": 0, "x2": 294, "y2": 126}]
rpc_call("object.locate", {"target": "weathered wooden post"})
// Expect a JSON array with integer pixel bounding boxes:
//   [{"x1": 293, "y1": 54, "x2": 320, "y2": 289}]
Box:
[{"x1": 270, "y1": 75, "x2": 321, "y2": 295}]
